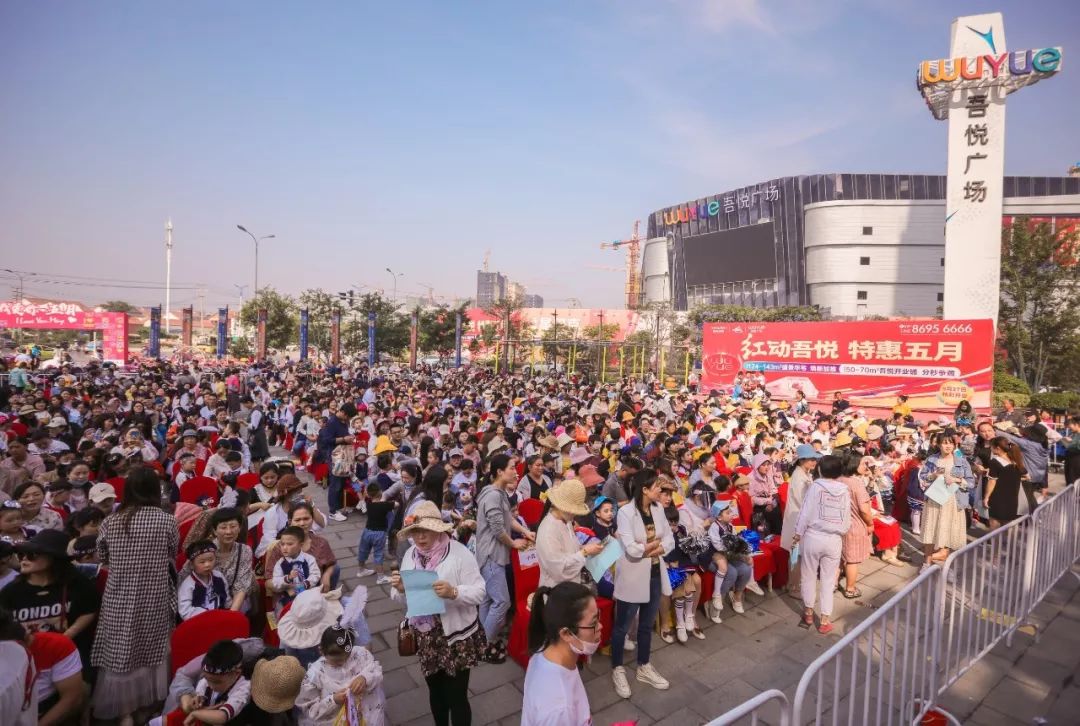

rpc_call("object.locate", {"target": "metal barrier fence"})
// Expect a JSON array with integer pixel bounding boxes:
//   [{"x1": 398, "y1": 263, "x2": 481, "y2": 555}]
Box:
[
  {"x1": 936, "y1": 514, "x2": 1030, "y2": 691},
  {"x1": 790, "y1": 568, "x2": 940, "y2": 726},
  {"x1": 709, "y1": 481, "x2": 1080, "y2": 726},
  {"x1": 710, "y1": 689, "x2": 790, "y2": 726},
  {"x1": 1021, "y1": 483, "x2": 1080, "y2": 624}
]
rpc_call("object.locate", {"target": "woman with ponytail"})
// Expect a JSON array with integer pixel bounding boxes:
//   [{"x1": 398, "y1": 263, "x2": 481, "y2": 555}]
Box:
[
  {"x1": 984, "y1": 436, "x2": 1037, "y2": 528},
  {"x1": 520, "y1": 581, "x2": 597, "y2": 726}
]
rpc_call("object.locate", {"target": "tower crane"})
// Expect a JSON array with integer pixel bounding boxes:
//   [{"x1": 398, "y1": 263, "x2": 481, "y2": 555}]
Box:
[{"x1": 599, "y1": 221, "x2": 642, "y2": 308}]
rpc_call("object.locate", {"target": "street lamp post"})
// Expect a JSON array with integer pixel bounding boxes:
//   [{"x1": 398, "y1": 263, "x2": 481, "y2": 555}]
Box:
[
  {"x1": 384, "y1": 267, "x2": 403, "y2": 303},
  {"x1": 236, "y1": 225, "x2": 275, "y2": 296},
  {"x1": 164, "y1": 219, "x2": 173, "y2": 335}
]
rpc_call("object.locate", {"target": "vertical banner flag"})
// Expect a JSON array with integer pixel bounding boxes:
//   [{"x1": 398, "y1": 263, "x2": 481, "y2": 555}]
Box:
[
  {"x1": 256, "y1": 308, "x2": 268, "y2": 361},
  {"x1": 149, "y1": 306, "x2": 161, "y2": 358},
  {"x1": 330, "y1": 310, "x2": 341, "y2": 364},
  {"x1": 181, "y1": 307, "x2": 193, "y2": 347},
  {"x1": 367, "y1": 311, "x2": 376, "y2": 366},
  {"x1": 454, "y1": 311, "x2": 462, "y2": 368},
  {"x1": 217, "y1": 307, "x2": 228, "y2": 358},
  {"x1": 409, "y1": 310, "x2": 419, "y2": 369},
  {"x1": 299, "y1": 309, "x2": 309, "y2": 362}
]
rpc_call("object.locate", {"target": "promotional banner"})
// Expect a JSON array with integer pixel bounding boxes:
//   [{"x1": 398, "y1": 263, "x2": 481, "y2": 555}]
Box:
[
  {"x1": 299, "y1": 309, "x2": 309, "y2": 362},
  {"x1": 0, "y1": 302, "x2": 128, "y2": 365},
  {"x1": 409, "y1": 310, "x2": 419, "y2": 369},
  {"x1": 256, "y1": 308, "x2": 268, "y2": 361},
  {"x1": 330, "y1": 310, "x2": 341, "y2": 364},
  {"x1": 181, "y1": 307, "x2": 193, "y2": 347},
  {"x1": 367, "y1": 311, "x2": 376, "y2": 366},
  {"x1": 701, "y1": 319, "x2": 994, "y2": 414},
  {"x1": 454, "y1": 311, "x2": 462, "y2": 368},
  {"x1": 149, "y1": 306, "x2": 161, "y2": 358},
  {"x1": 216, "y1": 307, "x2": 228, "y2": 359}
]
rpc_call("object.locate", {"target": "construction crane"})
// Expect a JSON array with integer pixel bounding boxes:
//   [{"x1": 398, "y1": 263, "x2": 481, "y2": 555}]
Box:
[{"x1": 599, "y1": 220, "x2": 642, "y2": 308}]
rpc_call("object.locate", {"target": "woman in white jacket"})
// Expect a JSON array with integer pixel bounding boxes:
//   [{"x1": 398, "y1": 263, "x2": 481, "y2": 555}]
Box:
[
  {"x1": 609, "y1": 470, "x2": 675, "y2": 700},
  {"x1": 792, "y1": 455, "x2": 851, "y2": 635},
  {"x1": 535, "y1": 479, "x2": 604, "y2": 588},
  {"x1": 390, "y1": 500, "x2": 486, "y2": 726},
  {"x1": 779, "y1": 444, "x2": 822, "y2": 596}
]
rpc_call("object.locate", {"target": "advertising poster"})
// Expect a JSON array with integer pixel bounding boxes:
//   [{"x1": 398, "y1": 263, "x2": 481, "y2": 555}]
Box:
[
  {"x1": 149, "y1": 306, "x2": 161, "y2": 358},
  {"x1": 256, "y1": 308, "x2": 268, "y2": 361},
  {"x1": 330, "y1": 310, "x2": 341, "y2": 364},
  {"x1": 299, "y1": 309, "x2": 309, "y2": 361},
  {"x1": 181, "y1": 307, "x2": 193, "y2": 347},
  {"x1": 0, "y1": 302, "x2": 130, "y2": 365},
  {"x1": 216, "y1": 307, "x2": 228, "y2": 359},
  {"x1": 701, "y1": 319, "x2": 994, "y2": 414}
]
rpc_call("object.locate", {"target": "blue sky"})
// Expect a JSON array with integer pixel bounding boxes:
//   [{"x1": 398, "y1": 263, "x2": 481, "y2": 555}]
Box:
[{"x1": 1, "y1": 0, "x2": 1076, "y2": 311}]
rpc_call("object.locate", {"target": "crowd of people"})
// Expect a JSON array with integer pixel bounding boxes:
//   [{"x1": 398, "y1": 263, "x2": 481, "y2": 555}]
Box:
[{"x1": 0, "y1": 354, "x2": 1075, "y2": 725}]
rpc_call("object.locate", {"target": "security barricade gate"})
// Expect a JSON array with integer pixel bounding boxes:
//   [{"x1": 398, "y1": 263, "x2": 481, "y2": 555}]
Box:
[
  {"x1": 711, "y1": 689, "x2": 790, "y2": 726},
  {"x1": 791, "y1": 569, "x2": 940, "y2": 726},
  {"x1": 708, "y1": 482, "x2": 1080, "y2": 726}
]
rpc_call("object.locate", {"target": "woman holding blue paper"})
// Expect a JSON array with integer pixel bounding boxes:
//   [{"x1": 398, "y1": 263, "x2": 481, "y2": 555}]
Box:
[
  {"x1": 918, "y1": 433, "x2": 975, "y2": 569},
  {"x1": 390, "y1": 500, "x2": 486, "y2": 726},
  {"x1": 535, "y1": 478, "x2": 604, "y2": 588}
]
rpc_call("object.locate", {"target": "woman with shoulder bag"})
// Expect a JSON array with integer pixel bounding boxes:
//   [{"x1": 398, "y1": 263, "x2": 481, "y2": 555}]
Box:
[{"x1": 390, "y1": 501, "x2": 486, "y2": 726}]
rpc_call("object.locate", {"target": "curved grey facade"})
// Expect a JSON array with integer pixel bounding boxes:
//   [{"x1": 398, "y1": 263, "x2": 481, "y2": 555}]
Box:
[{"x1": 648, "y1": 173, "x2": 1080, "y2": 311}]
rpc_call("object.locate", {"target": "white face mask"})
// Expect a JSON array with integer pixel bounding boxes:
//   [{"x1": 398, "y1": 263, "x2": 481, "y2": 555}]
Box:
[{"x1": 566, "y1": 629, "x2": 600, "y2": 656}]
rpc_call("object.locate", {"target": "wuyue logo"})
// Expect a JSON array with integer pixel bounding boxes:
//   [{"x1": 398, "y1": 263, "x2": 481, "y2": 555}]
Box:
[{"x1": 919, "y1": 47, "x2": 1061, "y2": 87}]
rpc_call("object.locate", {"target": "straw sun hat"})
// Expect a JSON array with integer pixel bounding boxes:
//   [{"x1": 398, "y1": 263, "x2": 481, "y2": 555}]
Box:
[
  {"x1": 398, "y1": 501, "x2": 454, "y2": 539},
  {"x1": 546, "y1": 479, "x2": 590, "y2": 517},
  {"x1": 250, "y1": 655, "x2": 306, "y2": 713}
]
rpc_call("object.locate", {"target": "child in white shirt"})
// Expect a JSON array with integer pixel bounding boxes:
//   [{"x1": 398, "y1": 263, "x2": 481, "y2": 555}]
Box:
[
  {"x1": 296, "y1": 625, "x2": 386, "y2": 726},
  {"x1": 271, "y1": 526, "x2": 321, "y2": 614},
  {"x1": 178, "y1": 540, "x2": 232, "y2": 620},
  {"x1": 179, "y1": 640, "x2": 251, "y2": 724}
]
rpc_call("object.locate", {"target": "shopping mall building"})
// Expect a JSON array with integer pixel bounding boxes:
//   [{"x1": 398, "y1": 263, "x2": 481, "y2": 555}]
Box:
[{"x1": 643, "y1": 173, "x2": 1080, "y2": 316}]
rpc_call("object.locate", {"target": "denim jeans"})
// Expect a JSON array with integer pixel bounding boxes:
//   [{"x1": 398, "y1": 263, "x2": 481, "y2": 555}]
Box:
[
  {"x1": 610, "y1": 569, "x2": 662, "y2": 668},
  {"x1": 718, "y1": 559, "x2": 753, "y2": 597},
  {"x1": 479, "y1": 560, "x2": 510, "y2": 641},
  {"x1": 358, "y1": 528, "x2": 387, "y2": 566},
  {"x1": 327, "y1": 474, "x2": 346, "y2": 514}
]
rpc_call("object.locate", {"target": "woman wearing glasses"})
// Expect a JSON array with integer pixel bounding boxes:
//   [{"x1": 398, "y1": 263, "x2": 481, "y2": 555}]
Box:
[{"x1": 521, "y1": 581, "x2": 598, "y2": 726}]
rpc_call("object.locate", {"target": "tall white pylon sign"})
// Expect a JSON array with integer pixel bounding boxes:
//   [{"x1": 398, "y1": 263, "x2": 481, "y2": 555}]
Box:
[{"x1": 917, "y1": 12, "x2": 1062, "y2": 324}]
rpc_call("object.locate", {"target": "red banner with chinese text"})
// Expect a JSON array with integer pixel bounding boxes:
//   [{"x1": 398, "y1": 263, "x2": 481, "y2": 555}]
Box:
[{"x1": 701, "y1": 319, "x2": 994, "y2": 415}]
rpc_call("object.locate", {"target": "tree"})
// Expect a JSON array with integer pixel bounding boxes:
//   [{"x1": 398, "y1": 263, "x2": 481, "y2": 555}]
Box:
[
  {"x1": 998, "y1": 218, "x2": 1080, "y2": 392},
  {"x1": 541, "y1": 322, "x2": 577, "y2": 366},
  {"x1": 419, "y1": 303, "x2": 469, "y2": 361},
  {"x1": 230, "y1": 336, "x2": 253, "y2": 359},
  {"x1": 239, "y1": 287, "x2": 298, "y2": 349},
  {"x1": 299, "y1": 289, "x2": 412, "y2": 361},
  {"x1": 298, "y1": 289, "x2": 343, "y2": 361},
  {"x1": 100, "y1": 300, "x2": 140, "y2": 314}
]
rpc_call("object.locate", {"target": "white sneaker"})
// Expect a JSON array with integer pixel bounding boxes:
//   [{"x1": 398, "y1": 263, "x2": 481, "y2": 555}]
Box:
[
  {"x1": 708, "y1": 598, "x2": 724, "y2": 623},
  {"x1": 623, "y1": 636, "x2": 636, "y2": 652},
  {"x1": 612, "y1": 666, "x2": 632, "y2": 699},
  {"x1": 685, "y1": 613, "x2": 706, "y2": 639},
  {"x1": 676, "y1": 625, "x2": 688, "y2": 643},
  {"x1": 376, "y1": 574, "x2": 392, "y2": 585},
  {"x1": 746, "y1": 579, "x2": 765, "y2": 597},
  {"x1": 330, "y1": 511, "x2": 348, "y2": 522},
  {"x1": 357, "y1": 568, "x2": 375, "y2": 578},
  {"x1": 358, "y1": 500, "x2": 368, "y2": 514},
  {"x1": 636, "y1": 663, "x2": 670, "y2": 690},
  {"x1": 729, "y1": 592, "x2": 745, "y2": 614},
  {"x1": 341, "y1": 507, "x2": 354, "y2": 515}
]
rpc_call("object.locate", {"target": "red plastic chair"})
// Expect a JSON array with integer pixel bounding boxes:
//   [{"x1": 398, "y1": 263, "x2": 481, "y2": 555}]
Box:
[
  {"x1": 733, "y1": 490, "x2": 753, "y2": 530},
  {"x1": 236, "y1": 472, "x2": 260, "y2": 491},
  {"x1": 179, "y1": 476, "x2": 220, "y2": 506},
  {"x1": 518, "y1": 498, "x2": 544, "y2": 530},
  {"x1": 596, "y1": 595, "x2": 614, "y2": 648},
  {"x1": 507, "y1": 547, "x2": 542, "y2": 667},
  {"x1": 170, "y1": 609, "x2": 250, "y2": 678},
  {"x1": 194, "y1": 458, "x2": 207, "y2": 477},
  {"x1": 175, "y1": 515, "x2": 202, "y2": 570},
  {"x1": 308, "y1": 462, "x2": 329, "y2": 484},
  {"x1": 777, "y1": 480, "x2": 789, "y2": 516}
]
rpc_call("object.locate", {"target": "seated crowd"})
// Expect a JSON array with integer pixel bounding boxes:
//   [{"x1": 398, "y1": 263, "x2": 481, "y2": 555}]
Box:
[{"x1": 0, "y1": 357, "x2": 1067, "y2": 725}]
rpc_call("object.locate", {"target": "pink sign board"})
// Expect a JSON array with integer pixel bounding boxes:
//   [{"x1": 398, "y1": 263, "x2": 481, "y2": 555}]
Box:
[{"x1": 0, "y1": 301, "x2": 128, "y2": 364}]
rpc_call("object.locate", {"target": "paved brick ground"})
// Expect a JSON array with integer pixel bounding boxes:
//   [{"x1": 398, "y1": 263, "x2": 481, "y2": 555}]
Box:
[{"x1": 299, "y1": 457, "x2": 1077, "y2": 725}]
